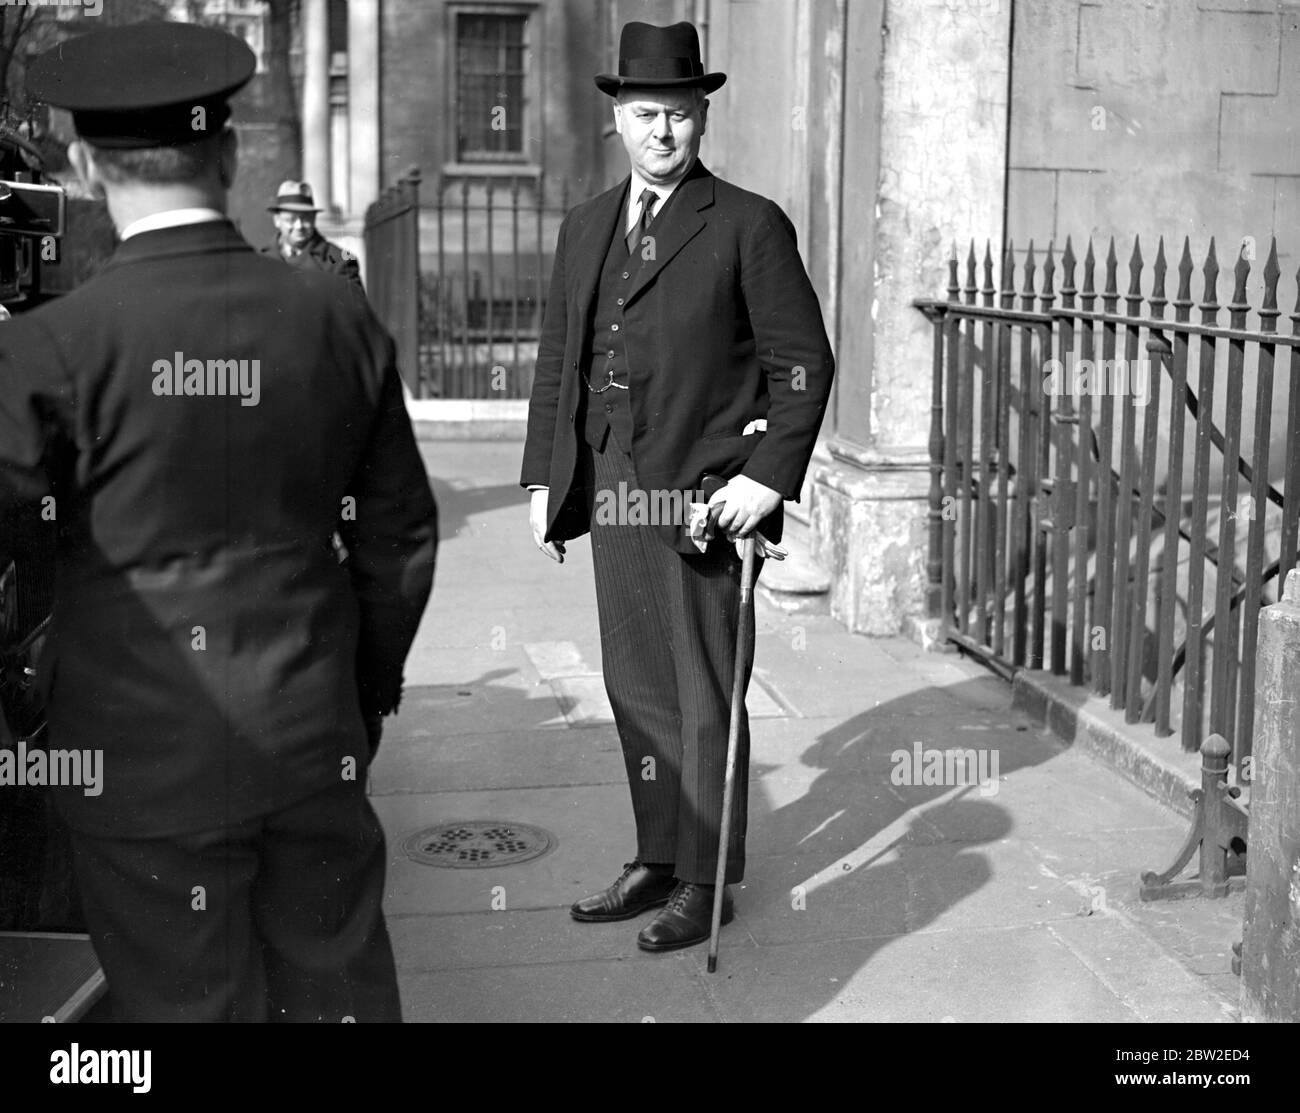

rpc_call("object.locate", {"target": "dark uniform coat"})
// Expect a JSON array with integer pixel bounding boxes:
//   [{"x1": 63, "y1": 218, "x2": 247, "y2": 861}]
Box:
[
  {"x1": 262, "y1": 229, "x2": 364, "y2": 291},
  {"x1": 0, "y1": 220, "x2": 436, "y2": 839},
  {"x1": 520, "y1": 159, "x2": 834, "y2": 552}
]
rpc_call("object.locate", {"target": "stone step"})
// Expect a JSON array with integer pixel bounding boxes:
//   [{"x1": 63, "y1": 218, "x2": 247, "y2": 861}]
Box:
[{"x1": 756, "y1": 517, "x2": 831, "y2": 614}]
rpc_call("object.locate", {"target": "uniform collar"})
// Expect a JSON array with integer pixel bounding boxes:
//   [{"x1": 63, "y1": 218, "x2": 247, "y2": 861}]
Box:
[
  {"x1": 104, "y1": 219, "x2": 252, "y2": 272},
  {"x1": 119, "y1": 207, "x2": 227, "y2": 241}
]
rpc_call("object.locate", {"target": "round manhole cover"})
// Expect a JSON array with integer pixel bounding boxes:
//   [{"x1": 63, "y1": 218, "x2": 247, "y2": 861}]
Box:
[{"x1": 402, "y1": 820, "x2": 555, "y2": 869}]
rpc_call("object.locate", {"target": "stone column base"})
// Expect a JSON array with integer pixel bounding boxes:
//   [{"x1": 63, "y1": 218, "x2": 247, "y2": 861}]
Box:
[{"x1": 810, "y1": 440, "x2": 930, "y2": 636}]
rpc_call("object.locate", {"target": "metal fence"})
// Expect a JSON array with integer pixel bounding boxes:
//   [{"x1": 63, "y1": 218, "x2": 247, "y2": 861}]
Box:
[
  {"x1": 420, "y1": 175, "x2": 570, "y2": 400},
  {"x1": 363, "y1": 169, "x2": 422, "y2": 395},
  {"x1": 915, "y1": 235, "x2": 1300, "y2": 788}
]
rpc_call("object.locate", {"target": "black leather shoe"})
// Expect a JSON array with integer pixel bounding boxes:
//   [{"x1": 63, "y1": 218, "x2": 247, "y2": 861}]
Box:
[
  {"x1": 636, "y1": 882, "x2": 734, "y2": 952},
  {"x1": 570, "y1": 861, "x2": 677, "y2": 922}
]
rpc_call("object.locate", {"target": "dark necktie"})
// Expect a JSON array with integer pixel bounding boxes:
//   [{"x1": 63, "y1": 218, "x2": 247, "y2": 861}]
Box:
[{"x1": 626, "y1": 188, "x2": 658, "y2": 257}]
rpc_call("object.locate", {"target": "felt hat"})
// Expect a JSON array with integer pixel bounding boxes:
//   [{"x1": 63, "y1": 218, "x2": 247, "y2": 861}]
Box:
[
  {"x1": 595, "y1": 21, "x2": 725, "y2": 97},
  {"x1": 267, "y1": 180, "x2": 321, "y2": 213}
]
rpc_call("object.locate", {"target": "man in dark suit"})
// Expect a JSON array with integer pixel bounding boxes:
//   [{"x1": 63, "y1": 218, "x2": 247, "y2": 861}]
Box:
[
  {"x1": 262, "y1": 179, "x2": 364, "y2": 292},
  {"x1": 0, "y1": 22, "x2": 437, "y2": 1020},
  {"x1": 521, "y1": 21, "x2": 834, "y2": 952}
]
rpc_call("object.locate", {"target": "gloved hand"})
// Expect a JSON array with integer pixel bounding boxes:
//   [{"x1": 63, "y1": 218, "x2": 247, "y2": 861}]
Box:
[{"x1": 686, "y1": 500, "x2": 787, "y2": 560}]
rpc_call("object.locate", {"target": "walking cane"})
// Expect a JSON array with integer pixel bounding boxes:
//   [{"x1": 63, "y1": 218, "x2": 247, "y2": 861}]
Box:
[{"x1": 707, "y1": 533, "x2": 757, "y2": 973}]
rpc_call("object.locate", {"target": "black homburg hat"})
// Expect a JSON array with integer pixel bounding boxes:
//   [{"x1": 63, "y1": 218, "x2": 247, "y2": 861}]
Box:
[
  {"x1": 26, "y1": 22, "x2": 256, "y2": 150},
  {"x1": 595, "y1": 21, "x2": 726, "y2": 97}
]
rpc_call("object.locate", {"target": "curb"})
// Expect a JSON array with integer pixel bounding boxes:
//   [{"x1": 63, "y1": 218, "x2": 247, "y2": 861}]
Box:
[
  {"x1": 407, "y1": 398, "x2": 528, "y2": 442},
  {"x1": 1010, "y1": 669, "x2": 1200, "y2": 821},
  {"x1": 413, "y1": 421, "x2": 526, "y2": 441}
]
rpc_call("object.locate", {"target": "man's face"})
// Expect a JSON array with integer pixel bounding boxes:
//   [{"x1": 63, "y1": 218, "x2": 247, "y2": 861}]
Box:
[
  {"x1": 274, "y1": 209, "x2": 315, "y2": 249},
  {"x1": 613, "y1": 87, "x2": 707, "y2": 187}
]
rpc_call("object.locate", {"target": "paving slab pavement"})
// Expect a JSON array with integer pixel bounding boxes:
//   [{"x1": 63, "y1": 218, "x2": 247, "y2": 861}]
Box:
[{"x1": 371, "y1": 437, "x2": 1243, "y2": 1023}]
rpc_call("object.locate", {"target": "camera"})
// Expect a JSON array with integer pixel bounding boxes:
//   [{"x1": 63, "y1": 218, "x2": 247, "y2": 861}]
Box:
[{"x1": 0, "y1": 129, "x2": 65, "y2": 310}]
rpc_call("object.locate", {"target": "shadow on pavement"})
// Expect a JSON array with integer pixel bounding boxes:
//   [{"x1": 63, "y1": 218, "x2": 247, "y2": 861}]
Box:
[
  {"x1": 379, "y1": 658, "x2": 1064, "y2": 1019},
  {"x1": 427, "y1": 476, "x2": 527, "y2": 542}
]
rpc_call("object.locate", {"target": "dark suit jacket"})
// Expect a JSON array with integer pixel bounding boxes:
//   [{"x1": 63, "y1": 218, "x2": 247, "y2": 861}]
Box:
[
  {"x1": 0, "y1": 220, "x2": 436, "y2": 838},
  {"x1": 520, "y1": 159, "x2": 834, "y2": 553},
  {"x1": 262, "y1": 230, "x2": 364, "y2": 291}
]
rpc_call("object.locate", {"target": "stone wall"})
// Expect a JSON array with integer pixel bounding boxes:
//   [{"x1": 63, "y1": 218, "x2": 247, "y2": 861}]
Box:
[
  {"x1": 1009, "y1": 0, "x2": 1300, "y2": 298},
  {"x1": 703, "y1": 0, "x2": 856, "y2": 431}
]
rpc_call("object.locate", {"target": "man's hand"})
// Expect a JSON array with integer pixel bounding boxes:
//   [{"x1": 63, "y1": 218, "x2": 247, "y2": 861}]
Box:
[
  {"x1": 708, "y1": 475, "x2": 782, "y2": 539},
  {"x1": 530, "y1": 488, "x2": 566, "y2": 563}
]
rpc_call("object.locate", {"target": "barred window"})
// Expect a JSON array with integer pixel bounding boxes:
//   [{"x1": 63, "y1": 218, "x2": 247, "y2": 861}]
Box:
[{"x1": 455, "y1": 12, "x2": 528, "y2": 160}]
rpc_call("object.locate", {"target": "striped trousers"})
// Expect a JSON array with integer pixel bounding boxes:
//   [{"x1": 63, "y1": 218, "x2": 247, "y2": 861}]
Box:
[{"x1": 588, "y1": 441, "x2": 760, "y2": 884}]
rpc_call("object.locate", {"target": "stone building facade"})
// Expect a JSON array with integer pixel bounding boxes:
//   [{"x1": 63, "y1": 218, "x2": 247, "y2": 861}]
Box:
[
  {"x1": 693, "y1": 0, "x2": 1008, "y2": 637},
  {"x1": 694, "y1": 0, "x2": 1300, "y2": 636},
  {"x1": 292, "y1": 0, "x2": 616, "y2": 276}
]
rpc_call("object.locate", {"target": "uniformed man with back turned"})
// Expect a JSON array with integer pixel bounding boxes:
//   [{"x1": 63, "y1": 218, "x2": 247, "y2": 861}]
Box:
[{"x1": 0, "y1": 22, "x2": 437, "y2": 1021}]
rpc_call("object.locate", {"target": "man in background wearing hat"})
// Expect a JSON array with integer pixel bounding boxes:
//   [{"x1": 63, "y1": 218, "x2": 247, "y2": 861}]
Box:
[
  {"x1": 0, "y1": 22, "x2": 436, "y2": 1020},
  {"x1": 522, "y1": 21, "x2": 834, "y2": 952},
  {"x1": 264, "y1": 179, "x2": 364, "y2": 291}
]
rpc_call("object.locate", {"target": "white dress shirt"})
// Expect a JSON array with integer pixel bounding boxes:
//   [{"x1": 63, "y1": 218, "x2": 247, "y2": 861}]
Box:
[{"x1": 625, "y1": 168, "x2": 684, "y2": 235}]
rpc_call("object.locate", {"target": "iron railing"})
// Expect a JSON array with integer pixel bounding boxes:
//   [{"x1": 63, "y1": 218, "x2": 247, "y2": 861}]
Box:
[
  {"x1": 421, "y1": 174, "x2": 569, "y2": 399},
  {"x1": 363, "y1": 168, "x2": 422, "y2": 395},
  {"x1": 917, "y1": 235, "x2": 1300, "y2": 788}
]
